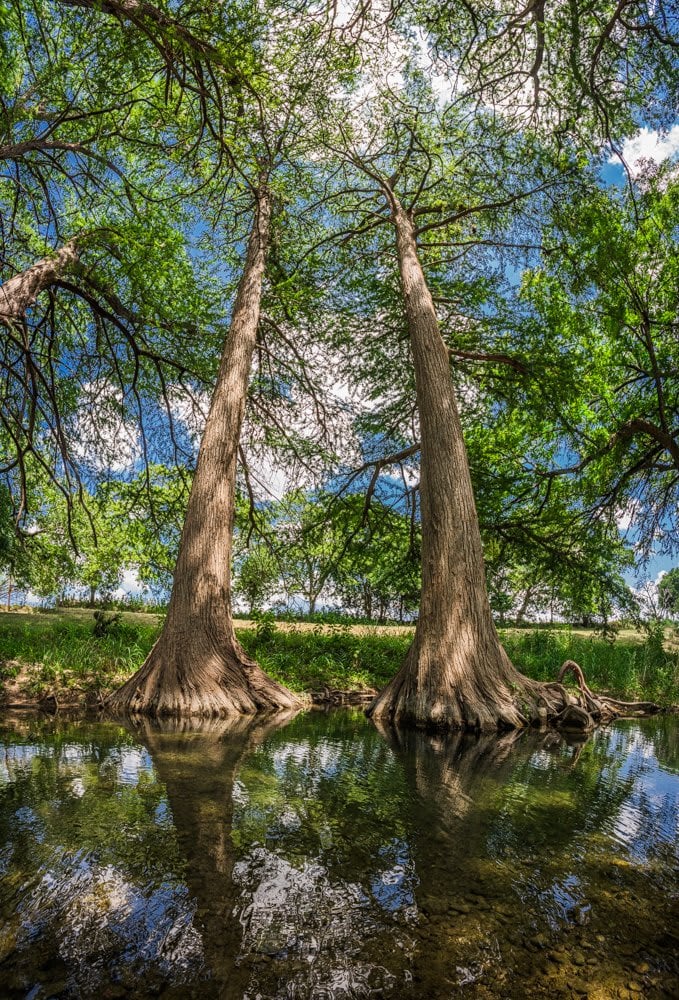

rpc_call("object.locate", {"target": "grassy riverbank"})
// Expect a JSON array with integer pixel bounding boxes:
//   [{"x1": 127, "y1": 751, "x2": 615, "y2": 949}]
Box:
[{"x1": 0, "y1": 607, "x2": 677, "y2": 707}]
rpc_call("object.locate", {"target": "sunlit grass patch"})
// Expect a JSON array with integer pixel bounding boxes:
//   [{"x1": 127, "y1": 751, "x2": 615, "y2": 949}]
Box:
[{"x1": 238, "y1": 621, "x2": 410, "y2": 693}]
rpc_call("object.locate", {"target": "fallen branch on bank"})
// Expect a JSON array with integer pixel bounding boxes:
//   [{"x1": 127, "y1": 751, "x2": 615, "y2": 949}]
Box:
[{"x1": 310, "y1": 686, "x2": 377, "y2": 707}]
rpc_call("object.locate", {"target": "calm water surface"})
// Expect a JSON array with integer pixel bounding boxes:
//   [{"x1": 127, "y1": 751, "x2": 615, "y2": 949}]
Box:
[{"x1": 0, "y1": 710, "x2": 677, "y2": 999}]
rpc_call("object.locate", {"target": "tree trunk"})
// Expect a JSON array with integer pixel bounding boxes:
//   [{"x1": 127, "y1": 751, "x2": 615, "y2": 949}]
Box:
[
  {"x1": 368, "y1": 201, "x2": 566, "y2": 731},
  {"x1": 109, "y1": 187, "x2": 300, "y2": 718},
  {"x1": 6, "y1": 574, "x2": 12, "y2": 611},
  {"x1": 515, "y1": 584, "x2": 534, "y2": 625},
  {"x1": 0, "y1": 239, "x2": 81, "y2": 326},
  {"x1": 307, "y1": 561, "x2": 320, "y2": 615},
  {"x1": 88, "y1": 584, "x2": 96, "y2": 608},
  {"x1": 363, "y1": 584, "x2": 372, "y2": 622}
]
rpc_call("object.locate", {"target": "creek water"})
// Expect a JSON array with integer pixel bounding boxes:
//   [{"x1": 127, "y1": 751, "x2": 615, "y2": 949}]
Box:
[{"x1": 0, "y1": 710, "x2": 677, "y2": 1000}]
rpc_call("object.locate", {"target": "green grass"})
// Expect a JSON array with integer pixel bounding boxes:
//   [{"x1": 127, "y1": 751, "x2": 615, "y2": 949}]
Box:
[
  {"x1": 239, "y1": 622, "x2": 411, "y2": 693},
  {"x1": 500, "y1": 626, "x2": 679, "y2": 704},
  {"x1": 0, "y1": 612, "x2": 158, "y2": 699},
  {"x1": 240, "y1": 623, "x2": 679, "y2": 704},
  {"x1": 0, "y1": 608, "x2": 677, "y2": 706}
]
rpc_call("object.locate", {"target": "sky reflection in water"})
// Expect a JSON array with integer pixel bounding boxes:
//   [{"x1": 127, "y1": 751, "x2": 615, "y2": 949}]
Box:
[{"x1": 0, "y1": 711, "x2": 677, "y2": 999}]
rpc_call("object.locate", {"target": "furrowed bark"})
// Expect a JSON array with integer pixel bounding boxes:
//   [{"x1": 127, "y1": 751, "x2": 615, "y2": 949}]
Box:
[
  {"x1": 109, "y1": 186, "x2": 300, "y2": 718},
  {"x1": 368, "y1": 199, "x2": 568, "y2": 731}
]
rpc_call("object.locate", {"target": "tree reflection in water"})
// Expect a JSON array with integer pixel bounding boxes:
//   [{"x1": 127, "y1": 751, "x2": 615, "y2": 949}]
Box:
[
  {"x1": 130, "y1": 711, "x2": 300, "y2": 999},
  {"x1": 0, "y1": 711, "x2": 677, "y2": 999},
  {"x1": 0, "y1": 714, "x2": 206, "y2": 997},
  {"x1": 372, "y1": 719, "x2": 679, "y2": 998}
]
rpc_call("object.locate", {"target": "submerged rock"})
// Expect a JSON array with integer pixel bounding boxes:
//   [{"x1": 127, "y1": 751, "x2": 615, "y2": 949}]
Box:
[{"x1": 567, "y1": 902, "x2": 591, "y2": 925}]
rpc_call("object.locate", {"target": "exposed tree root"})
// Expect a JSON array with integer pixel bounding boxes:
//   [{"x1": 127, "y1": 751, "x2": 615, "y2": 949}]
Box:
[{"x1": 555, "y1": 659, "x2": 664, "y2": 727}]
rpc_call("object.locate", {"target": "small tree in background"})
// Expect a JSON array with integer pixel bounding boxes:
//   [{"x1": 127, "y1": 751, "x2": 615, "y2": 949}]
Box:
[
  {"x1": 659, "y1": 570, "x2": 679, "y2": 620},
  {"x1": 236, "y1": 546, "x2": 279, "y2": 615}
]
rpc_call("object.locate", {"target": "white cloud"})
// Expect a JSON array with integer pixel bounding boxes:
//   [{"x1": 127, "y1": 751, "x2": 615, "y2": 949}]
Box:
[
  {"x1": 413, "y1": 27, "x2": 457, "y2": 105},
  {"x1": 241, "y1": 447, "x2": 292, "y2": 502},
  {"x1": 112, "y1": 567, "x2": 149, "y2": 599},
  {"x1": 166, "y1": 384, "x2": 210, "y2": 449},
  {"x1": 615, "y1": 505, "x2": 634, "y2": 531},
  {"x1": 630, "y1": 570, "x2": 668, "y2": 617},
  {"x1": 71, "y1": 382, "x2": 141, "y2": 474},
  {"x1": 615, "y1": 125, "x2": 679, "y2": 176},
  {"x1": 239, "y1": 335, "x2": 363, "y2": 502}
]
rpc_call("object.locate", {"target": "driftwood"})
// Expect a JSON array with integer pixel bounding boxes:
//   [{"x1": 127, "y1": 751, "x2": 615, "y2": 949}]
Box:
[{"x1": 555, "y1": 659, "x2": 663, "y2": 730}]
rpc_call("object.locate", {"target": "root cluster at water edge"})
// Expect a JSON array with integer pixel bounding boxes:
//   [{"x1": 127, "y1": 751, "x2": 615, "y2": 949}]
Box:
[{"x1": 366, "y1": 645, "x2": 665, "y2": 733}]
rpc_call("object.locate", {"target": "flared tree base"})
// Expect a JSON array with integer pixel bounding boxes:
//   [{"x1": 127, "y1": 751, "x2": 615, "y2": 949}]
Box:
[
  {"x1": 367, "y1": 640, "x2": 582, "y2": 732},
  {"x1": 107, "y1": 629, "x2": 301, "y2": 718}
]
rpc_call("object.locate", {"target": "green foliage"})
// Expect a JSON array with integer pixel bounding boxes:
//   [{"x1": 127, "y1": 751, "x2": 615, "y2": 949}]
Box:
[
  {"x1": 659, "y1": 569, "x2": 679, "y2": 618},
  {"x1": 328, "y1": 494, "x2": 421, "y2": 622},
  {"x1": 252, "y1": 609, "x2": 277, "y2": 642},
  {"x1": 8, "y1": 480, "x2": 130, "y2": 602},
  {"x1": 92, "y1": 610, "x2": 123, "y2": 638},
  {"x1": 522, "y1": 171, "x2": 679, "y2": 556},
  {"x1": 236, "y1": 545, "x2": 279, "y2": 614},
  {"x1": 0, "y1": 485, "x2": 14, "y2": 569},
  {"x1": 418, "y1": 2, "x2": 679, "y2": 143},
  {"x1": 237, "y1": 490, "x2": 420, "y2": 621}
]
